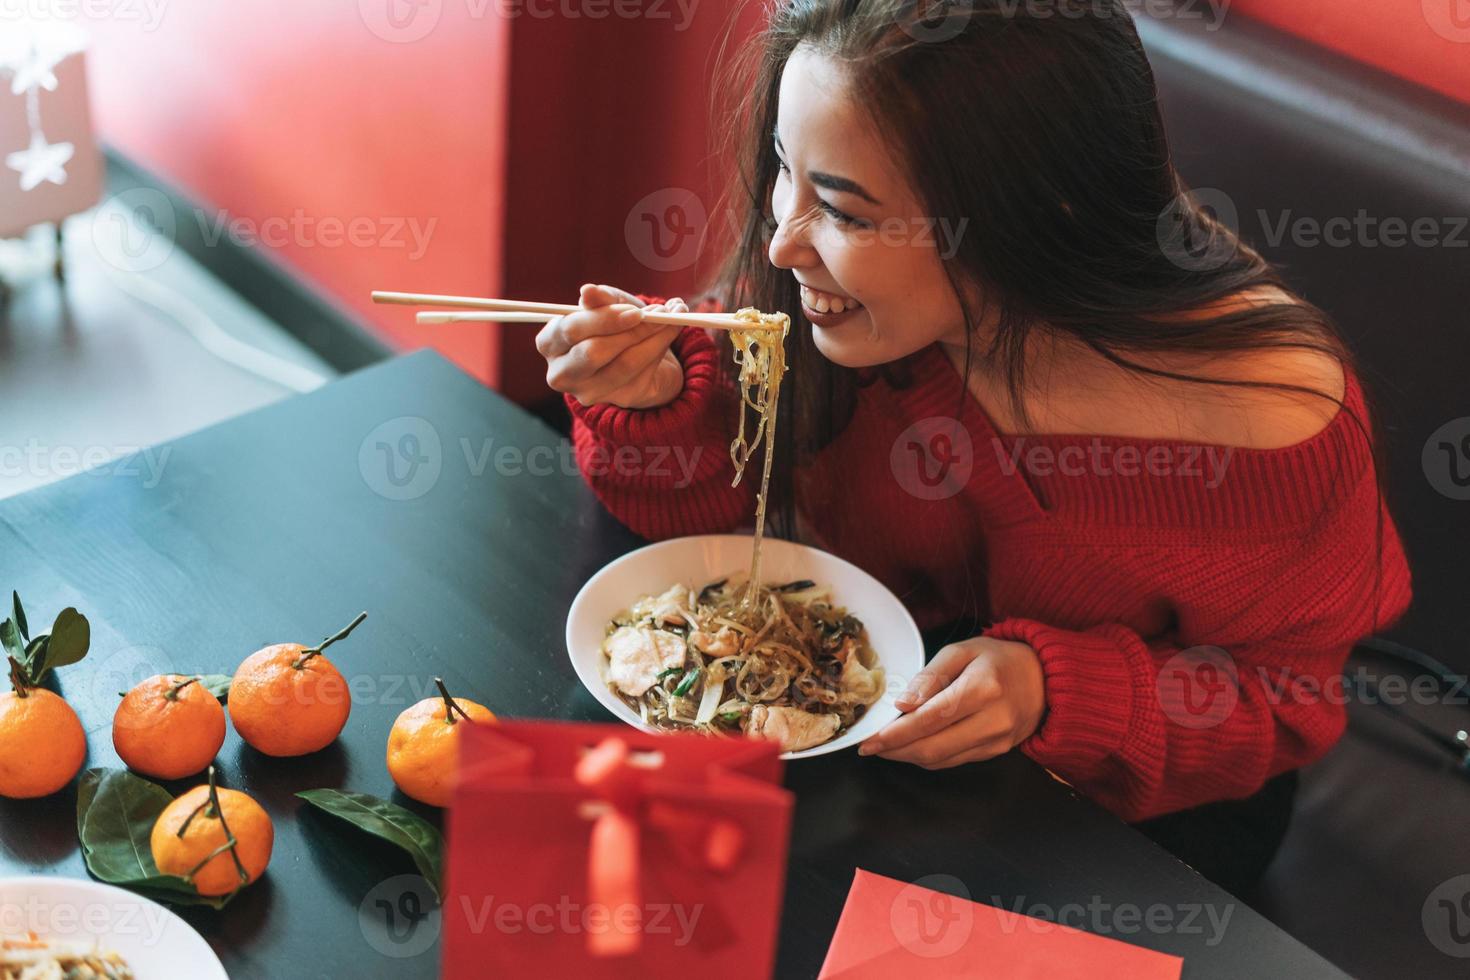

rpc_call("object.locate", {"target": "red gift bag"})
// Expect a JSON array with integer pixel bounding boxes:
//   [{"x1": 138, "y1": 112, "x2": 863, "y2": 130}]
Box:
[{"x1": 441, "y1": 720, "x2": 793, "y2": 978}]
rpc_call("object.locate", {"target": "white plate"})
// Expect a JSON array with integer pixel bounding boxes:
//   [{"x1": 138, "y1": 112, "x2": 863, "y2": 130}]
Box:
[
  {"x1": 0, "y1": 876, "x2": 227, "y2": 979},
  {"x1": 566, "y1": 534, "x2": 925, "y2": 759}
]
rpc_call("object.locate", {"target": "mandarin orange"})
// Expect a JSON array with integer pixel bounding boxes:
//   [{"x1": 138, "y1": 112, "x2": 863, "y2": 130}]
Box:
[
  {"x1": 151, "y1": 772, "x2": 273, "y2": 896},
  {"x1": 113, "y1": 674, "x2": 226, "y2": 779},
  {"x1": 227, "y1": 613, "x2": 366, "y2": 757},
  {"x1": 386, "y1": 678, "x2": 494, "y2": 807},
  {"x1": 0, "y1": 686, "x2": 86, "y2": 799}
]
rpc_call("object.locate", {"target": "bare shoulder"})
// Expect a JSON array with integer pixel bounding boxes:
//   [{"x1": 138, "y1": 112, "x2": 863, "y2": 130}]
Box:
[
  {"x1": 953, "y1": 290, "x2": 1349, "y2": 448},
  {"x1": 1171, "y1": 287, "x2": 1346, "y2": 448},
  {"x1": 1184, "y1": 344, "x2": 1347, "y2": 449},
  {"x1": 1089, "y1": 286, "x2": 1342, "y2": 449}
]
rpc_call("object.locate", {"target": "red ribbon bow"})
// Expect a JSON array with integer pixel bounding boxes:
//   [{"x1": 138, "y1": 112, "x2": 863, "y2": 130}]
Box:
[{"x1": 574, "y1": 736, "x2": 745, "y2": 957}]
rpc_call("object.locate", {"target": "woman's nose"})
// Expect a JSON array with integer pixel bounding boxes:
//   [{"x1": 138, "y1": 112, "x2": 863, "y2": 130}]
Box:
[{"x1": 768, "y1": 203, "x2": 817, "y2": 271}]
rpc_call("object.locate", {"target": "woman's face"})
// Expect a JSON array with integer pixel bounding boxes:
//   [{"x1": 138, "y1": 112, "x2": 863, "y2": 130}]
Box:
[{"x1": 769, "y1": 45, "x2": 972, "y2": 368}]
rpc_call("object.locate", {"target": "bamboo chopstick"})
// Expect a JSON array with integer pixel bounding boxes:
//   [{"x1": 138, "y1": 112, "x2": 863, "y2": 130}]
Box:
[
  {"x1": 373, "y1": 290, "x2": 779, "y2": 332},
  {"x1": 374, "y1": 291, "x2": 576, "y2": 314},
  {"x1": 417, "y1": 312, "x2": 554, "y2": 325},
  {"x1": 415, "y1": 310, "x2": 767, "y2": 331}
]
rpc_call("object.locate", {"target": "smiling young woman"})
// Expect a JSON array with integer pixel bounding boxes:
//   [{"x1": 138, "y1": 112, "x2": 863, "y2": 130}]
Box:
[{"x1": 539, "y1": 0, "x2": 1412, "y2": 895}]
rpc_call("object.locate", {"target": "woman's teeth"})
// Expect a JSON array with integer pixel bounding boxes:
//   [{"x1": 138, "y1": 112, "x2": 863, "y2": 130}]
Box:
[{"x1": 800, "y1": 285, "x2": 863, "y2": 315}]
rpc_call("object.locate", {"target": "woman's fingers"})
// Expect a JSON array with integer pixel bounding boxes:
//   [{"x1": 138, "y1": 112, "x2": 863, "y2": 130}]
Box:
[
  {"x1": 546, "y1": 323, "x2": 644, "y2": 388},
  {"x1": 579, "y1": 324, "x2": 684, "y2": 404},
  {"x1": 860, "y1": 651, "x2": 1000, "y2": 757},
  {"x1": 537, "y1": 306, "x2": 644, "y2": 358},
  {"x1": 871, "y1": 711, "x2": 1010, "y2": 767},
  {"x1": 543, "y1": 307, "x2": 670, "y2": 386},
  {"x1": 575, "y1": 302, "x2": 687, "y2": 403},
  {"x1": 547, "y1": 295, "x2": 683, "y2": 357},
  {"x1": 580, "y1": 282, "x2": 645, "y2": 310},
  {"x1": 542, "y1": 295, "x2": 689, "y2": 408},
  {"x1": 538, "y1": 286, "x2": 690, "y2": 408},
  {"x1": 859, "y1": 684, "x2": 975, "y2": 755},
  {"x1": 894, "y1": 643, "x2": 982, "y2": 710}
]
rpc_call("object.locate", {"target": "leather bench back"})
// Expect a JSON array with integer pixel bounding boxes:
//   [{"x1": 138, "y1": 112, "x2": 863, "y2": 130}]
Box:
[{"x1": 1139, "y1": 13, "x2": 1470, "y2": 664}]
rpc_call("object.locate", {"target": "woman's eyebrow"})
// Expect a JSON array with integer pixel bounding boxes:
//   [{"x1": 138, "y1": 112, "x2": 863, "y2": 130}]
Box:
[{"x1": 773, "y1": 128, "x2": 883, "y2": 206}]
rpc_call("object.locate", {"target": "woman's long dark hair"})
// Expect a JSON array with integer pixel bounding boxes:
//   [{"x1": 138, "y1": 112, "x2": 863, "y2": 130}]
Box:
[{"x1": 692, "y1": 0, "x2": 1381, "y2": 618}]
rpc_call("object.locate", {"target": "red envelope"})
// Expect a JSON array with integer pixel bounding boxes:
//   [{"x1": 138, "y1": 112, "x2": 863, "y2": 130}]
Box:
[
  {"x1": 819, "y1": 870, "x2": 1184, "y2": 979},
  {"x1": 441, "y1": 720, "x2": 793, "y2": 979}
]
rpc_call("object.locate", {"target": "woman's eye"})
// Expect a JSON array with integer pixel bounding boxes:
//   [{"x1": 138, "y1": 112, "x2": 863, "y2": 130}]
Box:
[
  {"x1": 772, "y1": 152, "x2": 870, "y2": 230},
  {"x1": 817, "y1": 198, "x2": 870, "y2": 230}
]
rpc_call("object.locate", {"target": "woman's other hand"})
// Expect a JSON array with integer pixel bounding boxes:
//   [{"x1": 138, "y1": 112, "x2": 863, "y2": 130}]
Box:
[{"x1": 859, "y1": 636, "x2": 1046, "y2": 768}]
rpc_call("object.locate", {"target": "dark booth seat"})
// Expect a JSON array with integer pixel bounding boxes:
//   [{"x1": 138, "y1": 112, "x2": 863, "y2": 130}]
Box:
[{"x1": 1138, "y1": 11, "x2": 1470, "y2": 980}]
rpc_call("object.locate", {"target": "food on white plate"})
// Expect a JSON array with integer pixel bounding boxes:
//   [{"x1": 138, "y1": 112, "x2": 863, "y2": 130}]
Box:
[
  {"x1": 602, "y1": 574, "x2": 884, "y2": 752},
  {"x1": 603, "y1": 624, "x2": 686, "y2": 698},
  {"x1": 747, "y1": 704, "x2": 841, "y2": 754},
  {"x1": 603, "y1": 310, "x2": 888, "y2": 754},
  {"x1": 1, "y1": 932, "x2": 135, "y2": 980}
]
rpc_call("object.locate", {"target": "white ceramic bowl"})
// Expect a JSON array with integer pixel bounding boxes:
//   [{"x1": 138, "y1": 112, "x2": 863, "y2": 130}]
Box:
[
  {"x1": 0, "y1": 876, "x2": 227, "y2": 979},
  {"x1": 566, "y1": 534, "x2": 925, "y2": 759}
]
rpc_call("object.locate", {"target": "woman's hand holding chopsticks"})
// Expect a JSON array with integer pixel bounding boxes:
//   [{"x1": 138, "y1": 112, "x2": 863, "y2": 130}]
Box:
[{"x1": 538, "y1": 284, "x2": 689, "y2": 410}]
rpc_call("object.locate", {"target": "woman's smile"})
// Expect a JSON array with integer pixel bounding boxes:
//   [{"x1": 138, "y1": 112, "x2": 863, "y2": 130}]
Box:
[{"x1": 798, "y1": 280, "x2": 865, "y2": 327}]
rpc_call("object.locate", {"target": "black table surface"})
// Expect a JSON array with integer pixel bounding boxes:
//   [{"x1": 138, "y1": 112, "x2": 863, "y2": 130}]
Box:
[{"x1": 0, "y1": 351, "x2": 1347, "y2": 979}]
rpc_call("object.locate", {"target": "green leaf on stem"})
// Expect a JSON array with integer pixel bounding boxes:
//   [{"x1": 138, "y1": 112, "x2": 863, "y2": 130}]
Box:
[
  {"x1": 0, "y1": 620, "x2": 21, "y2": 663},
  {"x1": 37, "y1": 607, "x2": 89, "y2": 680},
  {"x1": 76, "y1": 768, "x2": 230, "y2": 909},
  {"x1": 23, "y1": 635, "x2": 47, "y2": 673},
  {"x1": 296, "y1": 789, "x2": 444, "y2": 900},
  {"x1": 12, "y1": 592, "x2": 27, "y2": 642}
]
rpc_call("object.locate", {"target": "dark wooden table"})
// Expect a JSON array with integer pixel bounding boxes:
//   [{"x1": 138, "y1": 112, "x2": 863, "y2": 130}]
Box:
[{"x1": 0, "y1": 351, "x2": 1348, "y2": 979}]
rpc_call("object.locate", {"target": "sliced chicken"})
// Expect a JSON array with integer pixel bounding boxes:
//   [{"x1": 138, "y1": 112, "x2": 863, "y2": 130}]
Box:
[
  {"x1": 746, "y1": 705, "x2": 841, "y2": 753},
  {"x1": 604, "y1": 626, "x2": 686, "y2": 697},
  {"x1": 841, "y1": 654, "x2": 883, "y2": 703},
  {"x1": 689, "y1": 626, "x2": 741, "y2": 659},
  {"x1": 644, "y1": 583, "x2": 695, "y2": 627}
]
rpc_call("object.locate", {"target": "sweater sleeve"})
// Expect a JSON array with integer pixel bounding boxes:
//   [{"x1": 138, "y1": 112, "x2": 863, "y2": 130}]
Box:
[
  {"x1": 566, "y1": 295, "x2": 756, "y2": 540},
  {"x1": 985, "y1": 510, "x2": 1412, "y2": 824}
]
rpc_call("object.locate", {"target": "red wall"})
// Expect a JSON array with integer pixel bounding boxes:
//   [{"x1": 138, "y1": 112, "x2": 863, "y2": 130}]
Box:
[
  {"x1": 1232, "y1": 1, "x2": 1470, "y2": 106},
  {"x1": 82, "y1": 3, "x2": 510, "y2": 385},
  {"x1": 79, "y1": 3, "x2": 761, "y2": 398},
  {"x1": 497, "y1": 4, "x2": 767, "y2": 406}
]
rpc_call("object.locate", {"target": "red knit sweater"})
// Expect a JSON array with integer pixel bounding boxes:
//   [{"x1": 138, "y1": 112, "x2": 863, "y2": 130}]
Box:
[{"x1": 566, "y1": 310, "x2": 1412, "y2": 822}]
